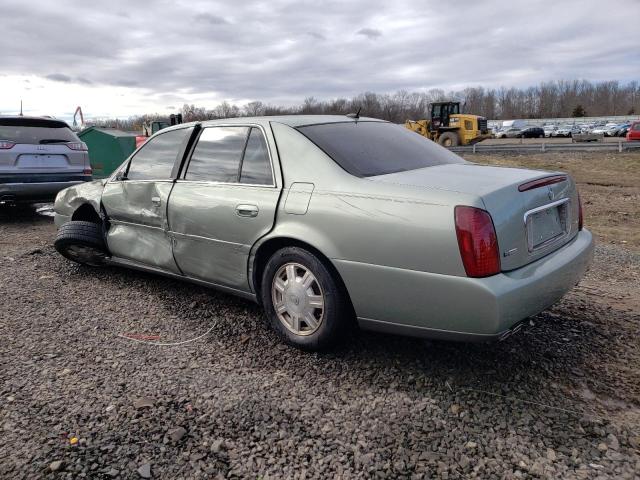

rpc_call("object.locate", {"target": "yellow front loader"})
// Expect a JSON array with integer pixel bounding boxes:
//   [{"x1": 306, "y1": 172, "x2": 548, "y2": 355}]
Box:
[{"x1": 405, "y1": 101, "x2": 491, "y2": 147}]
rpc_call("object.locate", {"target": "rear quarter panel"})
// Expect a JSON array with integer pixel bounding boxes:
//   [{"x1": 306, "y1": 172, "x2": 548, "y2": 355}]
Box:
[{"x1": 264, "y1": 122, "x2": 478, "y2": 277}]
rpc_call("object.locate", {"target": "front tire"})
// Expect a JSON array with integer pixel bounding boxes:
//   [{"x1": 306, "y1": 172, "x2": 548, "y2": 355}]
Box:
[
  {"x1": 54, "y1": 220, "x2": 108, "y2": 267},
  {"x1": 261, "y1": 247, "x2": 350, "y2": 350},
  {"x1": 438, "y1": 131, "x2": 459, "y2": 147}
]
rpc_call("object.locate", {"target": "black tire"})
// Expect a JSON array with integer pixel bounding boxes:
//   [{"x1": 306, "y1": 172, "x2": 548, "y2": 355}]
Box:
[
  {"x1": 438, "y1": 131, "x2": 459, "y2": 147},
  {"x1": 260, "y1": 246, "x2": 351, "y2": 351},
  {"x1": 54, "y1": 220, "x2": 108, "y2": 267}
]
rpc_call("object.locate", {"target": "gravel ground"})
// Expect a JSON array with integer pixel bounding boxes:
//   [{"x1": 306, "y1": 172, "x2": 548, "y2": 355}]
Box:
[{"x1": 1, "y1": 205, "x2": 639, "y2": 479}]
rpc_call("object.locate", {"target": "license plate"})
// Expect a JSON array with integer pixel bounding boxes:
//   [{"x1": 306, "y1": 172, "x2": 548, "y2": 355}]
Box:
[
  {"x1": 526, "y1": 201, "x2": 568, "y2": 251},
  {"x1": 17, "y1": 154, "x2": 68, "y2": 168}
]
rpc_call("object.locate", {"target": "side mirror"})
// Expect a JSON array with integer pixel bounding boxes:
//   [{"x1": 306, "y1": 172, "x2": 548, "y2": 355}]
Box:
[{"x1": 114, "y1": 171, "x2": 127, "y2": 181}]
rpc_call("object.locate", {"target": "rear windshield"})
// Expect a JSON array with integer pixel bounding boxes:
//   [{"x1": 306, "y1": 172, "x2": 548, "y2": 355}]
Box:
[
  {"x1": 296, "y1": 121, "x2": 465, "y2": 177},
  {"x1": 0, "y1": 118, "x2": 78, "y2": 144}
]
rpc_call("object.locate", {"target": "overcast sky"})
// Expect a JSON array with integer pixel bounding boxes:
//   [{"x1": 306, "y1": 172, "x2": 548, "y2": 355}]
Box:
[{"x1": 1, "y1": 0, "x2": 638, "y2": 121}]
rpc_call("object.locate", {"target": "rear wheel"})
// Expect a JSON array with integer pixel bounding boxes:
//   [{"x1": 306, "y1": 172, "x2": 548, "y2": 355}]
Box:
[
  {"x1": 438, "y1": 131, "x2": 459, "y2": 147},
  {"x1": 54, "y1": 221, "x2": 108, "y2": 267},
  {"x1": 261, "y1": 247, "x2": 350, "y2": 350}
]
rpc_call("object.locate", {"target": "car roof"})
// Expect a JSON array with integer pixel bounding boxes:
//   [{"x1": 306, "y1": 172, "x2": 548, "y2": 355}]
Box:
[
  {"x1": 162, "y1": 115, "x2": 386, "y2": 132},
  {"x1": 0, "y1": 115, "x2": 70, "y2": 128}
]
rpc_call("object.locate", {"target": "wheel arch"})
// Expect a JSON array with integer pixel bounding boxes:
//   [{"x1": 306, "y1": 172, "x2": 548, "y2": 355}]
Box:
[
  {"x1": 251, "y1": 236, "x2": 355, "y2": 314},
  {"x1": 71, "y1": 203, "x2": 101, "y2": 223}
]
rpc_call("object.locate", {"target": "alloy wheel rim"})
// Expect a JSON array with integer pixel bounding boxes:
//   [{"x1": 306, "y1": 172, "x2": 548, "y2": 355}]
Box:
[{"x1": 271, "y1": 262, "x2": 325, "y2": 336}]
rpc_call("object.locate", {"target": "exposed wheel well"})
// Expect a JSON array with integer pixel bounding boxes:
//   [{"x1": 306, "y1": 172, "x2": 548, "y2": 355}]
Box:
[
  {"x1": 252, "y1": 237, "x2": 354, "y2": 313},
  {"x1": 71, "y1": 203, "x2": 101, "y2": 224}
]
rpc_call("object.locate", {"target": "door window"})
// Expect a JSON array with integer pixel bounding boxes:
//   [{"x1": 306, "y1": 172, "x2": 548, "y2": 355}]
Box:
[
  {"x1": 127, "y1": 128, "x2": 191, "y2": 180},
  {"x1": 185, "y1": 127, "x2": 248, "y2": 182},
  {"x1": 239, "y1": 128, "x2": 272, "y2": 185}
]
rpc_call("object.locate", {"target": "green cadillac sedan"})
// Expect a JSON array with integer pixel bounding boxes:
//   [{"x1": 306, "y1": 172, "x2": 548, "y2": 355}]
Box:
[{"x1": 53, "y1": 115, "x2": 594, "y2": 350}]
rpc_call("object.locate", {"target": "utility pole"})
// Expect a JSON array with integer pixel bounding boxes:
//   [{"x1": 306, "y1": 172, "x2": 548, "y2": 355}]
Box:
[{"x1": 19, "y1": 100, "x2": 23, "y2": 116}]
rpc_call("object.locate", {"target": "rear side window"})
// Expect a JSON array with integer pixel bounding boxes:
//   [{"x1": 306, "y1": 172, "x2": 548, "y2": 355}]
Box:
[
  {"x1": 240, "y1": 128, "x2": 272, "y2": 185},
  {"x1": 297, "y1": 121, "x2": 465, "y2": 177},
  {"x1": 127, "y1": 127, "x2": 191, "y2": 181},
  {"x1": 0, "y1": 117, "x2": 78, "y2": 144},
  {"x1": 185, "y1": 127, "x2": 248, "y2": 182}
]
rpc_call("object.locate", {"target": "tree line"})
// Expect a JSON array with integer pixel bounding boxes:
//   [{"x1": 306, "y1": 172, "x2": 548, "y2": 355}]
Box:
[{"x1": 101, "y1": 79, "x2": 639, "y2": 131}]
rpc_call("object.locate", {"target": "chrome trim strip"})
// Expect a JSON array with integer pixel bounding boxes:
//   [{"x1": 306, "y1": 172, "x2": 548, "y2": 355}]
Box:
[
  {"x1": 170, "y1": 230, "x2": 246, "y2": 248},
  {"x1": 109, "y1": 219, "x2": 165, "y2": 231},
  {"x1": 523, "y1": 197, "x2": 570, "y2": 224}
]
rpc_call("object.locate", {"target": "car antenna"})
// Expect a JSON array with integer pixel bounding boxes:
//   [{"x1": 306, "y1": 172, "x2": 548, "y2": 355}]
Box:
[{"x1": 346, "y1": 107, "x2": 361, "y2": 120}]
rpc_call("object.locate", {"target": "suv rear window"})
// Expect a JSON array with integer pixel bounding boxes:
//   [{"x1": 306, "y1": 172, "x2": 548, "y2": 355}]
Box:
[
  {"x1": 296, "y1": 121, "x2": 465, "y2": 177},
  {"x1": 0, "y1": 117, "x2": 79, "y2": 144}
]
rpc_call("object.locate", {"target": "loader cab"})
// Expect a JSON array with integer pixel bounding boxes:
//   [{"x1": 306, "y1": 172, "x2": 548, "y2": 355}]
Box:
[{"x1": 430, "y1": 102, "x2": 460, "y2": 130}]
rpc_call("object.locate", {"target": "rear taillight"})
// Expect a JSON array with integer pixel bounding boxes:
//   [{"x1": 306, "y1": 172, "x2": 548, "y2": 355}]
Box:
[
  {"x1": 455, "y1": 206, "x2": 500, "y2": 278},
  {"x1": 578, "y1": 192, "x2": 583, "y2": 231},
  {"x1": 66, "y1": 142, "x2": 88, "y2": 151},
  {"x1": 0, "y1": 140, "x2": 15, "y2": 149},
  {"x1": 83, "y1": 167, "x2": 93, "y2": 175}
]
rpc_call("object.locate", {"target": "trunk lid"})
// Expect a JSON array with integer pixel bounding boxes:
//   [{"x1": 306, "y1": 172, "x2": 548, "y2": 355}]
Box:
[{"x1": 369, "y1": 163, "x2": 580, "y2": 271}]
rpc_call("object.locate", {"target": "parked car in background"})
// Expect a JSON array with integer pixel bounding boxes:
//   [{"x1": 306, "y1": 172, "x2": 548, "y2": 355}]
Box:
[
  {"x1": 612, "y1": 123, "x2": 631, "y2": 137},
  {"x1": 591, "y1": 125, "x2": 611, "y2": 136},
  {"x1": 519, "y1": 126, "x2": 545, "y2": 138},
  {"x1": 52, "y1": 115, "x2": 593, "y2": 350},
  {"x1": 543, "y1": 125, "x2": 556, "y2": 137},
  {"x1": 496, "y1": 127, "x2": 522, "y2": 138},
  {"x1": 554, "y1": 125, "x2": 580, "y2": 138},
  {"x1": 0, "y1": 116, "x2": 91, "y2": 204},
  {"x1": 627, "y1": 121, "x2": 640, "y2": 141}
]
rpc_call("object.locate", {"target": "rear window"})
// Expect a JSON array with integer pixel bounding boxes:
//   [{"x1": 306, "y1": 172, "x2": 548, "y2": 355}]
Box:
[
  {"x1": 0, "y1": 117, "x2": 78, "y2": 144},
  {"x1": 296, "y1": 121, "x2": 465, "y2": 177}
]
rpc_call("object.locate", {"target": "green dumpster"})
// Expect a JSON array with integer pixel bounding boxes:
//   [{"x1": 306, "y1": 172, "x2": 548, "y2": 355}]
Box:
[{"x1": 78, "y1": 127, "x2": 138, "y2": 178}]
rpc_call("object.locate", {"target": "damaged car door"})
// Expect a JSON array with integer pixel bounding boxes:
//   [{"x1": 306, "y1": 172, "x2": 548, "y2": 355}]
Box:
[
  {"x1": 168, "y1": 125, "x2": 279, "y2": 290},
  {"x1": 101, "y1": 126, "x2": 193, "y2": 273}
]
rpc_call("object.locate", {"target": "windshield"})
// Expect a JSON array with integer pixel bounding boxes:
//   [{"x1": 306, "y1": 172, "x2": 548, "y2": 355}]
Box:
[
  {"x1": 296, "y1": 121, "x2": 465, "y2": 177},
  {"x1": 0, "y1": 118, "x2": 78, "y2": 144}
]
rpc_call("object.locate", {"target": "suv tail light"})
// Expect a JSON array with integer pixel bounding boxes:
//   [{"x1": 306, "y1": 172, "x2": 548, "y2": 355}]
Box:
[
  {"x1": 578, "y1": 192, "x2": 583, "y2": 231},
  {"x1": 455, "y1": 206, "x2": 500, "y2": 278},
  {"x1": 66, "y1": 142, "x2": 88, "y2": 151},
  {"x1": 0, "y1": 140, "x2": 15, "y2": 149},
  {"x1": 83, "y1": 167, "x2": 93, "y2": 175}
]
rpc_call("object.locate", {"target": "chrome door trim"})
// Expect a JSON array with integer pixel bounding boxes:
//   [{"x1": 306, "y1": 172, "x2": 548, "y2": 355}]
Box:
[{"x1": 109, "y1": 218, "x2": 165, "y2": 232}]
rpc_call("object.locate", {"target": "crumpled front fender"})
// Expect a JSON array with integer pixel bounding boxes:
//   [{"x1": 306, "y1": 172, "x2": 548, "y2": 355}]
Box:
[{"x1": 54, "y1": 179, "x2": 107, "y2": 218}]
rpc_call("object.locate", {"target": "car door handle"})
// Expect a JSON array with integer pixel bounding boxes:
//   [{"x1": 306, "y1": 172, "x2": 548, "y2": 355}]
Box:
[
  {"x1": 151, "y1": 196, "x2": 161, "y2": 206},
  {"x1": 236, "y1": 204, "x2": 259, "y2": 217}
]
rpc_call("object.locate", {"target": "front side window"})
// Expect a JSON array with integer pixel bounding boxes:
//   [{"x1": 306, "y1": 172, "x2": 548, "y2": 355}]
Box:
[
  {"x1": 240, "y1": 128, "x2": 272, "y2": 185},
  {"x1": 297, "y1": 121, "x2": 465, "y2": 177},
  {"x1": 127, "y1": 128, "x2": 191, "y2": 180},
  {"x1": 185, "y1": 127, "x2": 248, "y2": 182}
]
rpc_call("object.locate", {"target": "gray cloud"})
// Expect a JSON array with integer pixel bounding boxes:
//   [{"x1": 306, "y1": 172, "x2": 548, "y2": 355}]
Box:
[
  {"x1": 1, "y1": 0, "x2": 638, "y2": 112},
  {"x1": 45, "y1": 73, "x2": 72, "y2": 83},
  {"x1": 195, "y1": 13, "x2": 229, "y2": 25},
  {"x1": 356, "y1": 28, "x2": 382, "y2": 39}
]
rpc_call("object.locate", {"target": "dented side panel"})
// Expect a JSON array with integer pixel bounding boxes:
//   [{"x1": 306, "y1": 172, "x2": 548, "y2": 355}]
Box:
[{"x1": 101, "y1": 180, "x2": 179, "y2": 273}]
